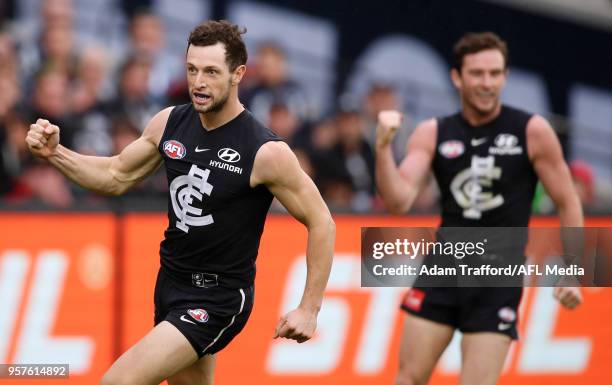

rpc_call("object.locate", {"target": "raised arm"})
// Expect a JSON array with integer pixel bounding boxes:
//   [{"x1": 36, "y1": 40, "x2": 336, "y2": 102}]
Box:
[
  {"x1": 375, "y1": 110, "x2": 437, "y2": 214},
  {"x1": 26, "y1": 107, "x2": 173, "y2": 195},
  {"x1": 251, "y1": 141, "x2": 335, "y2": 343},
  {"x1": 527, "y1": 114, "x2": 584, "y2": 309}
]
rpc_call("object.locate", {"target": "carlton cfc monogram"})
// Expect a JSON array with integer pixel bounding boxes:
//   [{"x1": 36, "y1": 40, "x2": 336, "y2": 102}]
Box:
[{"x1": 169, "y1": 164, "x2": 214, "y2": 233}]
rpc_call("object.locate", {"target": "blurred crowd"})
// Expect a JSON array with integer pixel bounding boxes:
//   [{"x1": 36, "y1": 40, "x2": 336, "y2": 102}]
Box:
[{"x1": 0, "y1": 0, "x2": 607, "y2": 213}]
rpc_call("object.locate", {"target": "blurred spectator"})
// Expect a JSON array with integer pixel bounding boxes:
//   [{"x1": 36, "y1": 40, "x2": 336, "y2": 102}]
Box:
[
  {"x1": 317, "y1": 108, "x2": 375, "y2": 212},
  {"x1": 361, "y1": 83, "x2": 411, "y2": 160},
  {"x1": 108, "y1": 56, "x2": 162, "y2": 132},
  {"x1": 0, "y1": 71, "x2": 21, "y2": 195},
  {"x1": 127, "y1": 9, "x2": 181, "y2": 101},
  {"x1": 289, "y1": 116, "x2": 339, "y2": 206},
  {"x1": 110, "y1": 115, "x2": 141, "y2": 153},
  {"x1": 1, "y1": 112, "x2": 74, "y2": 207},
  {"x1": 17, "y1": 0, "x2": 77, "y2": 86},
  {"x1": 71, "y1": 46, "x2": 115, "y2": 156},
  {"x1": 267, "y1": 102, "x2": 301, "y2": 143},
  {"x1": 242, "y1": 41, "x2": 311, "y2": 125},
  {"x1": 71, "y1": 45, "x2": 114, "y2": 113},
  {"x1": 42, "y1": 0, "x2": 74, "y2": 28},
  {"x1": 359, "y1": 84, "x2": 439, "y2": 212},
  {"x1": 0, "y1": 27, "x2": 18, "y2": 79},
  {"x1": 305, "y1": 116, "x2": 338, "y2": 153},
  {"x1": 40, "y1": 23, "x2": 78, "y2": 77},
  {"x1": 28, "y1": 66, "x2": 78, "y2": 148}
]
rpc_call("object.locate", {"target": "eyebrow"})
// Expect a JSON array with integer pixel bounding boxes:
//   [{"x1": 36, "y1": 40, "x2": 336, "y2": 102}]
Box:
[{"x1": 186, "y1": 63, "x2": 221, "y2": 71}]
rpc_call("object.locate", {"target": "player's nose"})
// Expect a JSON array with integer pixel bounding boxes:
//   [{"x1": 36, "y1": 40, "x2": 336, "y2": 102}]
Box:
[
  {"x1": 481, "y1": 73, "x2": 494, "y2": 88},
  {"x1": 193, "y1": 74, "x2": 208, "y2": 89}
]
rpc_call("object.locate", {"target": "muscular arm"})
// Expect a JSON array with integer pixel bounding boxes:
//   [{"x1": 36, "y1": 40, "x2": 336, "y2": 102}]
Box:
[
  {"x1": 375, "y1": 113, "x2": 437, "y2": 214},
  {"x1": 527, "y1": 115, "x2": 583, "y2": 226},
  {"x1": 251, "y1": 141, "x2": 335, "y2": 341},
  {"x1": 27, "y1": 107, "x2": 172, "y2": 196},
  {"x1": 528, "y1": 115, "x2": 585, "y2": 307}
]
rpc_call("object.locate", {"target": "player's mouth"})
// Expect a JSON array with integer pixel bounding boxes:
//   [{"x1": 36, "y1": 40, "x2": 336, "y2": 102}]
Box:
[
  {"x1": 475, "y1": 91, "x2": 496, "y2": 104},
  {"x1": 193, "y1": 92, "x2": 212, "y2": 104}
]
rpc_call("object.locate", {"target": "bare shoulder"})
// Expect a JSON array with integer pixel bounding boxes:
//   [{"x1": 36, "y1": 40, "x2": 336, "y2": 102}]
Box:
[
  {"x1": 526, "y1": 114, "x2": 559, "y2": 159},
  {"x1": 414, "y1": 118, "x2": 438, "y2": 136},
  {"x1": 526, "y1": 114, "x2": 554, "y2": 137},
  {"x1": 251, "y1": 141, "x2": 298, "y2": 186},
  {"x1": 408, "y1": 118, "x2": 438, "y2": 151},
  {"x1": 142, "y1": 106, "x2": 175, "y2": 146}
]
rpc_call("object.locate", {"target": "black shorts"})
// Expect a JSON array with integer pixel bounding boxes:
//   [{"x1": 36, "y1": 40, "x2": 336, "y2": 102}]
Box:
[
  {"x1": 400, "y1": 286, "x2": 523, "y2": 339},
  {"x1": 154, "y1": 269, "x2": 254, "y2": 357}
]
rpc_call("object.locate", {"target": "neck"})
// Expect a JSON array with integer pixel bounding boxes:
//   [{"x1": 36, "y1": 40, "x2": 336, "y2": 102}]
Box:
[
  {"x1": 461, "y1": 100, "x2": 502, "y2": 127},
  {"x1": 198, "y1": 96, "x2": 244, "y2": 130}
]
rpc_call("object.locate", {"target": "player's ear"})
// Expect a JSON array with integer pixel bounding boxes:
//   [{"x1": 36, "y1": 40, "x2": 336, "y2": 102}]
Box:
[
  {"x1": 450, "y1": 68, "x2": 462, "y2": 89},
  {"x1": 232, "y1": 65, "x2": 246, "y2": 85}
]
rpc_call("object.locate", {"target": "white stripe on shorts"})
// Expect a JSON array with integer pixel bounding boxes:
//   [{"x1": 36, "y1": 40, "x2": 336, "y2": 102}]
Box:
[{"x1": 201, "y1": 288, "x2": 246, "y2": 354}]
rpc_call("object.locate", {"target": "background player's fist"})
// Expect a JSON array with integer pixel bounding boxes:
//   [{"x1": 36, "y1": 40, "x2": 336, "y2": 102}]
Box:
[
  {"x1": 273, "y1": 307, "x2": 317, "y2": 343},
  {"x1": 553, "y1": 286, "x2": 582, "y2": 309},
  {"x1": 376, "y1": 110, "x2": 403, "y2": 148},
  {"x1": 25, "y1": 118, "x2": 60, "y2": 158}
]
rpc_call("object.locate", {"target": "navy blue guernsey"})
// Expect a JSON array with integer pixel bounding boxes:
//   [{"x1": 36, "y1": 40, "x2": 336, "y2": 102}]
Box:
[
  {"x1": 157, "y1": 104, "x2": 281, "y2": 288},
  {"x1": 432, "y1": 105, "x2": 538, "y2": 227}
]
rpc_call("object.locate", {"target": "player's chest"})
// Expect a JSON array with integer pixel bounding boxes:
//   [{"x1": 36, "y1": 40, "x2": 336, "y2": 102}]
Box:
[
  {"x1": 161, "y1": 137, "x2": 251, "y2": 198},
  {"x1": 435, "y1": 132, "x2": 529, "y2": 183}
]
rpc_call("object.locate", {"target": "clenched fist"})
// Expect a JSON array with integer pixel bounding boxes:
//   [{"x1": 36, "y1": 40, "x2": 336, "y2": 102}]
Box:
[
  {"x1": 553, "y1": 286, "x2": 582, "y2": 310},
  {"x1": 273, "y1": 307, "x2": 318, "y2": 344},
  {"x1": 25, "y1": 118, "x2": 60, "y2": 158},
  {"x1": 376, "y1": 110, "x2": 403, "y2": 148}
]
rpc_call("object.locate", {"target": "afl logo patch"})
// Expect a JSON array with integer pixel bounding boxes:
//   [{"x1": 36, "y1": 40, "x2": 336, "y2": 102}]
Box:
[
  {"x1": 217, "y1": 148, "x2": 241, "y2": 163},
  {"x1": 163, "y1": 140, "x2": 187, "y2": 159},
  {"x1": 188, "y1": 308, "x2": 209, "y2": 323},
  {"x1": 438, "y1": 140, "x2": 465, "y2": 158}
]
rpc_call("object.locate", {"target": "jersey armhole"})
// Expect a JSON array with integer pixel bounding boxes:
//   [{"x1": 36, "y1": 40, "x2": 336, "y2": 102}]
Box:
[{"x1": 157, "y1": 105, "x2": 183, "y2": 153}]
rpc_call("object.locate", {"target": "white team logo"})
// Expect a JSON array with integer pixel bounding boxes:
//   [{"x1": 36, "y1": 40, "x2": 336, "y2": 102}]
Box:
[
  {"x1": 170, "y1": 164, "x2": 214, "y2": 233},
  {"x1": 489, "y1": 133, "x2": 522, "y2": 155},
  {"x1": 450, "y1": 155, "x2": 504, "y2": 219},
  {"x1": 218, "y1": 148, "x2": 241, "y2": 163}
]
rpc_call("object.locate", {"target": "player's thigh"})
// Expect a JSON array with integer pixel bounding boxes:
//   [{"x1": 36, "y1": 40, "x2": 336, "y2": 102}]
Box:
[
  {"x1": 459, "y1": 332, "x2": 511, "y2": 385},
  {"x1": 101, "y1": 321, "x2": 198, "y2": 385},
  {"x1": 167, "y1": 354, "x2": 216, "y2": 385},
  {"x1": 396, "y1": 313, "x2": 455, "y2": 385}
]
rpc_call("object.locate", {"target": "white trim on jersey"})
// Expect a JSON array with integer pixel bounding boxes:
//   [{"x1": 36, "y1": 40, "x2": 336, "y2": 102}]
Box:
[{"x1": 201, "y1": 288, "x2": 246, "y2": 354}]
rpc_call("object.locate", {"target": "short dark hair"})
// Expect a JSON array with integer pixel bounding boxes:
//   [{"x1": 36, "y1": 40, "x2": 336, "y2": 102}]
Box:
[
  {"x1": 452, "y1": 32, "x2": 508, "y2": 71},
  {"x1": 187, "y1": 20, "x2": 247, "y2": 72}
]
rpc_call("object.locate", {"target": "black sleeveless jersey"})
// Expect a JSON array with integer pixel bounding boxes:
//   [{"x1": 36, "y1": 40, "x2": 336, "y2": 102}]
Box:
[
  {"x1": 157, "y1": 104, "x2": 281, "y2": 288},
  {"x1": 432, "y1": 105, "x2": 538, "y2": 227}
]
